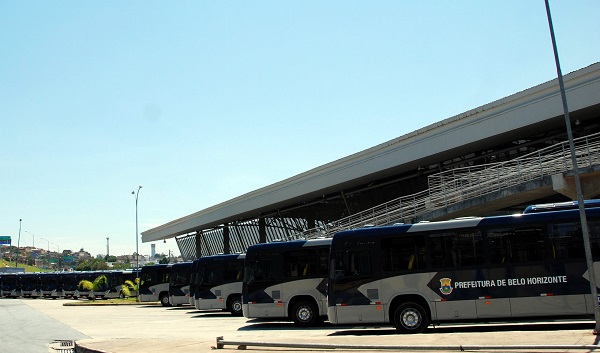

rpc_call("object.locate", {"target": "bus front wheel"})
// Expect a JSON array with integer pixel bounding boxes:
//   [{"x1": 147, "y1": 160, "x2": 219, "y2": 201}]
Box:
[
  {"x1": 228, "y1": 295, "x2": 243, "y2": 316},
  {"x1": 291, "y1": 300, "x2": 319, "y2": 327},
  {"x1": 159, "y1": 293, "x2": 171, "y2": 307},
  {"x1": 393, "y1": 302, "x2": 428, "y2": 334}
]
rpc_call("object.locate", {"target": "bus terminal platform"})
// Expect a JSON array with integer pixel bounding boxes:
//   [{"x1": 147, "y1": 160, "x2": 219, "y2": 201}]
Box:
[{"x1": 18, "y1": 299, "x2": 600, "y2": 353}]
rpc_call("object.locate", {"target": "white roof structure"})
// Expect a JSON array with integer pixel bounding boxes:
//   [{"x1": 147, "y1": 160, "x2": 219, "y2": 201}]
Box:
[{"x1": 142, "y1": 62, "x2": 600, "y2": 243}]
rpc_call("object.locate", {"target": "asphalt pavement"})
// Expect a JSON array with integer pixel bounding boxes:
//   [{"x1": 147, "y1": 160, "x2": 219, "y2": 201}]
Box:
[
  {"x1": 9, "y1": 298, "x2": 600, "y2": 353},
  {"x1": 0, "y1": 299, "x2": 88, "y2": 353}
]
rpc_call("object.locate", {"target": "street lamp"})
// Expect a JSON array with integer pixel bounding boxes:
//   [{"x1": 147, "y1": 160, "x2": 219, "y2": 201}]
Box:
[
  {"x1": 24, "y1": 231, "x2": 35, "y2": 248},
  {"x1": 40, "y1": 237, "x2": 50, "y2": 253},
  {"x1": 132, "y1": 185, "x2": 142, "y2": 269},
  {"x1": 132, "y1": 185, "x2": 142, "y2": 302},
  {"x1": 15, "y1": 219, "x2": 22, "y2": 267},
  {"x1": 40, "y1": 237, "x2": 51, "y2": 268},
  {"x1": 544, "y1": 0, "x2": 599, "y2": 333},
  {"x1": 51, "y1": 242, "x2": 60, "y2": 268}
]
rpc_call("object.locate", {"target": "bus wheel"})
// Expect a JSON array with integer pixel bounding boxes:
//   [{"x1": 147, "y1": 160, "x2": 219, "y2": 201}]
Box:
[
  {"x1": 160, "y1": 293, "x2": 171, "y2": 307},
  {"x1": 228, "y1": 295, "x2": 243, "y2": 316},
  {"x1": 291, "y1": 300, "x2": 318, "y2": 327},
  {"x1": 393, "y1": 302, "x2": 429, "y2": 334}
]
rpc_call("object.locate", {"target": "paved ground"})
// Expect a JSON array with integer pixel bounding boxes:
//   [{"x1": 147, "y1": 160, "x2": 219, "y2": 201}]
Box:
[
  {"x1": 13, "y1": 298, "x2": 600, "y2": 353},
  {"x1": 0, "y1": 299, "x2": 88, "y2": 353}
]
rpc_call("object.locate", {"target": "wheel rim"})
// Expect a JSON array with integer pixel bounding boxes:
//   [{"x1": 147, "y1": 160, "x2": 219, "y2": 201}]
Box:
[
  {"x1": 232, "y1": 300, "x2": 242, "y2": 313},
  {"x1": 297, "y1": 306, "x2": 313, "y2": 322},
  {"x1": 401, "y1": 308, "x2": 421, "y2": 329}
]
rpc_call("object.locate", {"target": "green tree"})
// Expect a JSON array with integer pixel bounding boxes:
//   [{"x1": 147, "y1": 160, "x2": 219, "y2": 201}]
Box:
[
  {"x1": 75, "y1": 258, "x2": 109, "y2": 271},
  {"x1": 158, "y1": 256, "x2": 169, "y2": 264}
]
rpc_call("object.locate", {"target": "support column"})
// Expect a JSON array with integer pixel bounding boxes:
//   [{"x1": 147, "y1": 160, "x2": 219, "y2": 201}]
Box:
[
  {"x1": 195, "y1": 231, "x2": 202, "y2": 258},
  {"x1": 259, "y1": 217, "x2": 266, "y2": 243},
  {"x1": 223, "y1": 224, "x2": 231, "y2": 254},
  {"x1": 306, "y1": 217, "x2": 315, "y2": 231}
]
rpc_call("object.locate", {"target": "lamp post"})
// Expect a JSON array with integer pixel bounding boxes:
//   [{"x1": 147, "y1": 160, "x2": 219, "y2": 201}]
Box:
[
  {"x1": 40, "y1": 237, "x2": 50, "y2": 268},
  {"x1": 15, "y1": 219, "x2": 22, "y2": 267},
  {"x1": 51, "y1": 242, "x2": 60, "y2": 268},
  {"x1": 132, "y1": 185, "x2": 142, "y2": 270},
  {"x1": 544, "y1": 0, "x2": 599, "y2": 333},
  {"x1": 24, "y1": 231, "x2": 35, "y2": 248},
  {"x1": 132, "y1": 185, "x2": 142, "y2": 302},
  {"x1": 40, "y1": 237, "x2": 50, "y2": 253}
]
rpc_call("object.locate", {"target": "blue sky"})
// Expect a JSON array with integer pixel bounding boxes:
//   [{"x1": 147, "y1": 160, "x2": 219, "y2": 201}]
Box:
[{"x1": 1, "y1": 1, "x2": 599, "y2": 258}]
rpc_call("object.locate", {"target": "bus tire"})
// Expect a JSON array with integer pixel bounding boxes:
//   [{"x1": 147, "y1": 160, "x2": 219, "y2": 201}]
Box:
[
  {"x1": 291, "y1": 300, "x2": 319, "y2": 327},
  {"x1": 160, "y1": 293, "x2": 171, "y2": 307},
  {"x1": 227, "y1": 295, "x2": 243, "y2": 316},
  {"x1": 393, "y1": 302, "x2": 429, "y2": 334}
]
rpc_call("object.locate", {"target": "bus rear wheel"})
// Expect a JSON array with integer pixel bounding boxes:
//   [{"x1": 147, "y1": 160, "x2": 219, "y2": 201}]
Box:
[
  {"x1": 291, "y1": 300, "x2": 319, "y2": 327},
  {"x1": 227, "y1": 295, "x2": 243, "y2": 316},
  {"x1": 393, "y1": 302, "x2": 428, "y2": 334}
]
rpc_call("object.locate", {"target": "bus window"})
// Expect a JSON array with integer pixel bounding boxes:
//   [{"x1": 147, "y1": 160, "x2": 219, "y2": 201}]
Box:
[
  {"x1": 247, "y1": 259, "x2": 275, "y2": 283},
  {"x1": 487, "y1": 226, "x2": 545, "y2": 264},
  {"x1": 429, "y1": 230, "x2": 482, "y2": 268},
  {"x1": 382, "y1": 235, "x2": 426, "y2": 272},
  {"x1": 549, "y1": 222, "x2": 585, "y2": 260},
  {"x1": 284, "y1": 250, "x2": 311, "y2": 278},
  {"x1": 589, "y1": 221, "x2": 600, "y2": 258}
]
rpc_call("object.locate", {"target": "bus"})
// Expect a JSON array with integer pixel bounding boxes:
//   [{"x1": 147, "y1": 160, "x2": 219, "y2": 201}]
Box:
[
  {"x1": 327, "y1": 200, "x2": 600, "y2": 333},
  {"x1": 1, "y1": 273, "x2": 22, "y2": 298},
  {"x1": 20, "y1": 273, "x2": 42, "y2": 298},
  {"x1": 73, "y1": 271, "x2": 101, "y2": 299},
  {"x1": 168, "y1": 262, "x2": 193, "y2": 306},
  {"x1": 62, "y1": 272, "x2": 81, "y2": 298},
  {"x1": 189, "y1": 259, "x2": 200, "y2": 306},
  {"x1": 1, "y1": 273, "x2": 20, "y2": 298},
  {"x1": 139, "y1": 264, "x2": 172, "y2": 306},
  {"x1": 100, "y1": 270, "x2": 140, "y2": 299},
  {"x1": 193, "y1": 253, "x2": 245, "y2": 315},
  {"x1": 243, "y1": 238, "x2": 330, "y2": 326},
  {"x1": 40, "y1": 272, "x2": 62, "y2": 298}
]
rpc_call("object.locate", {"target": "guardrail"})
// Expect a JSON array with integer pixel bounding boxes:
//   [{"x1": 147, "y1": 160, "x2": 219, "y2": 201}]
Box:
[{"x1": 301, "y1": 132, "x2": 600, "y2": 239}]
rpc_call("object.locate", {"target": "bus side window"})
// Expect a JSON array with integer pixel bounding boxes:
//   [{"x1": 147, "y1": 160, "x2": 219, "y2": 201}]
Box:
[
  {"x1": 549, "y1": 222, "x2": 585, "y2": 260},
  {"x1": 382, "y1": 235, "x2": 425, "y2": 272},
  {"x1": 350, "y1": 250, "x2": 372, "y2": 275},
  {"x1": 488, "y1": 226, "x2": 545, "y2": 263},
  {"x1": 590, "y1": 221, "x2": 600, "y2": 259}
]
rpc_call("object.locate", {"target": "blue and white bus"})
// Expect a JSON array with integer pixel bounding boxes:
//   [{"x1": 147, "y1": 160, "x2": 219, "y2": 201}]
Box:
[
  {"x1": 243, "y1": 238, "x2": 330, "y2": 326},
  {"x1": 327, "y1": 200, "x2": 600, "y2": 333},
  {"x1": 20, "y1": 273, "x2": 42, "y2": 298},
  {"x1": 168, "y1": 262, "x2": 193, "y2": 306},
  {"x1": 0, "y1": 273, "x2": 20, "y2": 298},
  {"x1": 193, "y1": 253, "x2": 245, "y2": 315},
  {"x1": 139, "y1": 264, "x2": 172, "y2": 306}
]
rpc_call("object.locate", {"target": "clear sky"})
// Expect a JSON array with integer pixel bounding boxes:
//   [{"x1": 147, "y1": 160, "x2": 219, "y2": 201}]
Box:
[{"x1": 1, "y1": 1, "x2": 599, "y2": 258}]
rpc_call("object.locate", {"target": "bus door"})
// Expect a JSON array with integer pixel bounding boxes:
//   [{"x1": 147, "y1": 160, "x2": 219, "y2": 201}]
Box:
[
  {"x1": 245, "y1": 256, "x2": 285, "y2": 318},
  {"x1": 330, "y1": 247, "x2": 385, "y2": 324}
]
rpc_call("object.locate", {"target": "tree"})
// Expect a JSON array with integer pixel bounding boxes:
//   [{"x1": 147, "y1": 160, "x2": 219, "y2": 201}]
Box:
[
  {"x1": 75, "y1": 258, "x2": 109, "y2": 271},
  {"x1": 158, "y1": 256, "x2": 169, "y2": 264}
]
